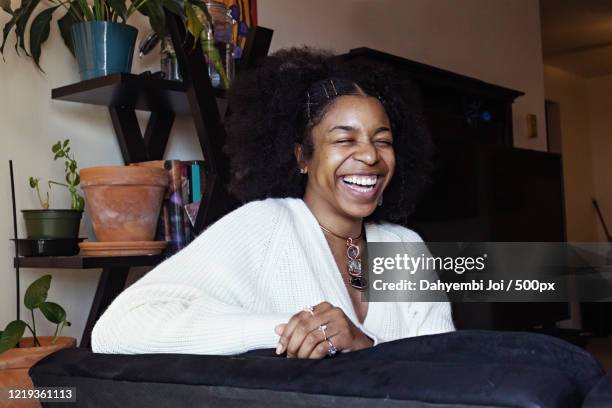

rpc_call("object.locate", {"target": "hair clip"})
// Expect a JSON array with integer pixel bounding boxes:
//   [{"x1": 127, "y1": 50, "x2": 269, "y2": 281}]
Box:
[
  {"x1": 330, "y1": 80, "x2": 338, "y2": 96},
  {"x1": 306, "y1": 91, "x2": 312, "y2": 119},
  {"x1": 322, "y1": 82, "x2": 330, "y2": 99}
]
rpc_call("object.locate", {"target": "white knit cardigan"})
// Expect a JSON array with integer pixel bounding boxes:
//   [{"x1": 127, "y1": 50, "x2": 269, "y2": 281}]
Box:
[{"x1": 91, "y1": 198, "x2": 455, "y2": 355}]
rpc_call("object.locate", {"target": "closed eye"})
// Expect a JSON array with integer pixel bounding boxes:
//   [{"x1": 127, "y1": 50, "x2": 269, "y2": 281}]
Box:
[{"x1": 374, "y1": 140, "x2": 393, "y2": 146}]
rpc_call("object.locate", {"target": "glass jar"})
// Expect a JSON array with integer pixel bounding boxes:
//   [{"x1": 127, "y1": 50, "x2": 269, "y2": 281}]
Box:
[
  {"x1": 160, "y1": 36, "x2": 181, "y2": 81},
  {"x1": 196, "y1": 1, "x2": 235, "y2": 89}
]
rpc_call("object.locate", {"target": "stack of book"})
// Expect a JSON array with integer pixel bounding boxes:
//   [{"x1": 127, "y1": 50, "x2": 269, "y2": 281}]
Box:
[{"x1": 130, "y1": 160, "x2": 205, "y2": 254}]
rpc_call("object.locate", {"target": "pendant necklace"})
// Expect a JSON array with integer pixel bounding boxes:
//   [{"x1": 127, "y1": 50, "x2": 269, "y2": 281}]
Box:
[{"x1": 319, "y1": 224, "x2": 367, "y2": 291}]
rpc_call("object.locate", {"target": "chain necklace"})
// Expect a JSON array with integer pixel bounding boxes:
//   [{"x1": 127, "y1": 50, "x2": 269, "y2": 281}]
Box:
[{"x1": 319, "y1": 224, "x2": 367, "y2": 291}]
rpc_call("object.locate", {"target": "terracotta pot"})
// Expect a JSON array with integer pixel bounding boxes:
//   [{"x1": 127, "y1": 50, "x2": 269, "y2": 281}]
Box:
[
  {"x1": 80, "y1": 166, "x2": 169, "y2": 242},
  {"x1": 0, "y1": 336, "x2": 76, "y2": 408}
]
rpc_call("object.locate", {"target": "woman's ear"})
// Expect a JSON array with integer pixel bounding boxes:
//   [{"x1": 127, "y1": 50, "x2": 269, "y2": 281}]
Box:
[{"x1": 294, "y1": 144, "x2": 307, "y2": 174}]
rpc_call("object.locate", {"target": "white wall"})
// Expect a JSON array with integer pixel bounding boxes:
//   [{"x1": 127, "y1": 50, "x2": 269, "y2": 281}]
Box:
[{"x1": 0, "y1": 0, "x2": 547, "y2": 342}]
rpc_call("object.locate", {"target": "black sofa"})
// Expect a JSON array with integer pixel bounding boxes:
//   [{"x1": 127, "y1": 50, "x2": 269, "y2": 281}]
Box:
[{"x1": 30, "y1": 330, "x2": 612, "y2": 407}]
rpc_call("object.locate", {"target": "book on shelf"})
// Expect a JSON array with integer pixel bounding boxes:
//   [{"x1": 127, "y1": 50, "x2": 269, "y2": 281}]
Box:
[{"x1": 130, "y1": 160, "x2": 205, "y2": 254}]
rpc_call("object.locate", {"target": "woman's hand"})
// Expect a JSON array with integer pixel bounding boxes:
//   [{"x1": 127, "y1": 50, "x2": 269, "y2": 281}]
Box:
[{"x1": 274, "y1": 301, "x2": 373, "y2": 359}]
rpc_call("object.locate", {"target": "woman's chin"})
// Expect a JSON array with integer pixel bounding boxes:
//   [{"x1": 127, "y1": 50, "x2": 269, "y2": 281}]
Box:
[
  {"x1": 337, "y1": 201, "x2": 379, "y2": 220},
  {"x1": 335, "y1": 179, "x2": 384, "y2": 218}
]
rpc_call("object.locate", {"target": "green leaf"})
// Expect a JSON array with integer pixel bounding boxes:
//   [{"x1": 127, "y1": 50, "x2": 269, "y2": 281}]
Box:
[
  {"x1": 24, "y1": 274, "x2": 51, "y2": 310},
  {"x1": 107, "y1": 0, "x2": 127, "y2": 22},
  {"x1": 57, "y1": 3, "x2": 82, "y2": 57},
  {"x1": 29, "y1": 177, "x2": 38, "y2": 188},
  {"x1": 14, "y1": 0, "x2": 41, "y2": 56},
  {"x1": 63, "y1": 139, "x2": 69, "y2": 148},
  {"x1": 140, "y1": 2, "x2": 166, "y2": 37},
  {"x1": 75, "y1": 195, "x2": 84, "y2": 210},
  {"x1": 39, "y1": 302, "x2": 66, "y2": 324},
  {"x1": 1, "y1": 12, "x2": 18, "y2": 56},
  {"x1": 0, "y1": 0, "x2": 12, "y2": 15},
  {"x1": 54, "y1": 151, "x2": 65, "y2": 160},
  {"x1": 52, "y1": 141, "x2": 61, "y2": 153},
  {"x1": 185, "y1": 4, "x2": 203, "y2": 42},
  {"x1": 69, "y1": 161, "x2": 77, "y2": 172},
  {"x1": 0, "y1": 320, "x2": 26, "y2": 354},
  {"x1": 162, "y1": 0, "x2": 184, "y2": 18},
  {"x1": 29, "y1": 6, "x2": 58, "y2": 71},
  {"x1": 75, "y1": 0, "x2": 94, "y2": 21}
]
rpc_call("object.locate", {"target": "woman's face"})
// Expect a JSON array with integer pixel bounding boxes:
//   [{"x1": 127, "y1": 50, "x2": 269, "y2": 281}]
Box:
[{"x1": 299, "y1": 95, "x2": 395, "y2": 221}]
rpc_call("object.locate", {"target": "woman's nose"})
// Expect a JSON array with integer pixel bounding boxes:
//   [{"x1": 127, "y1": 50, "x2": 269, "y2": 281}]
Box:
[{"x1": 353, "y1": 141, "x2": 379, "y2": 165}]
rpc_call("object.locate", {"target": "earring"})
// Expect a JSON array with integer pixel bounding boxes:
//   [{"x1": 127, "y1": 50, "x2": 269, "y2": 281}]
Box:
[
  {"x1": 300, "y1": 168, "x2": 307, "y2": 174},
  {"x1": 377, "y1": 195, "x2": 383, "y2": 206}
]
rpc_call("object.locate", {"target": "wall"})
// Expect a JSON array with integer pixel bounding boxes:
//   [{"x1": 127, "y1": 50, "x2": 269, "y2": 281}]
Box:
[
  {"x1": 0, "y1": 0, "x2": 547, "y2": 342},
  {"x1": 543, "y1": 65, "x2": 599, "y2": 242},
  {"x1": 0, "y1": 12, "x2": 200, "y2": 341},
  {"x1": 259, "y1": 0, "x2": 547, "y2": 150},
  {"x1": 586, "y1": 75, "x2": 612, "y2": 242}
]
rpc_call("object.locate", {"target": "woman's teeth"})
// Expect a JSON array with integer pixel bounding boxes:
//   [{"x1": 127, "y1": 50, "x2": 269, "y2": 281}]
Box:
[{"x1": 342, "y1": 175, "x2": 378, "y2": 192}]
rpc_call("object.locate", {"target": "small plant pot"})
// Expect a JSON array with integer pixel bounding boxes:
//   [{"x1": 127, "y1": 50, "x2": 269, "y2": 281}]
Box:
[
  {"x1": 0, "y1": 336, "x2": 76, "y2": 400},
  {"x1": 71, "y1": 21, "x2": 138, "y2": 81},
  {"x1": 21, "y1": 209, "x2": 82, "y2": 239},
  {"x1": 80, "y1": 166, "x2": 169, "y2": 241}
]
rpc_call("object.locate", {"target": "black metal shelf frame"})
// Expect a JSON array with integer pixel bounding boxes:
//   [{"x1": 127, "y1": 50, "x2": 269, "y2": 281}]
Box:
[{"x1": 13, "y1": 12, "x2": 273, "y2": 348}]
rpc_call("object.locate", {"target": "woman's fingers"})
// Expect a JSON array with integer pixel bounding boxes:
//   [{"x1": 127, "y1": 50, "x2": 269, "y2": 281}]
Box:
[
  {"x1": 277, "y1": 311, "x2": 313, "y2": 355},
  {"x1": 289, "y1": 306, "x2": 341, "y2": 358},
  {"x1": 285, "y1": 313, "x2": 327, "y2": 357},
  {"x1": 308, "y1": 334, "x2": 343, "y2": 359},
  {"x1": 297, "y1": 323, "x2": 340, "y2": 359},
  {"x1": 277, "y1": 302, "x2": 334, "y2": 356}
]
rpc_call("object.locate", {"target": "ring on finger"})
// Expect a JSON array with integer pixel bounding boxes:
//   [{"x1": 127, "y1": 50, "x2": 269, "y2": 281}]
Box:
[
  {"x1": 302, "y1": 305, "x2": 315, "y2": 316},
  {"x1": 319, "y1": 324, "x2": 328, "y2": 340},
  {"x1": 327, "y1": 339, "x2": 338, "y2": 357}
]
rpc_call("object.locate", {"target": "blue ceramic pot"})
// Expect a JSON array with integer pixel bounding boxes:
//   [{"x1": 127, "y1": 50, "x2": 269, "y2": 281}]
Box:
[{"x1": 71, "y1": 21, "x2": 138, "y2": 81}]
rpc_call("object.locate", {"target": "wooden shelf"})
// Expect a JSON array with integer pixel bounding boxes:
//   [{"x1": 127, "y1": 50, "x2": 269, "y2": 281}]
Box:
[
  {"x1": 14, "y1": 254, "x2": 165, "y2": 269},
  {"x1": 51, "y1": 73, "x2": 225, "y2": 115}
]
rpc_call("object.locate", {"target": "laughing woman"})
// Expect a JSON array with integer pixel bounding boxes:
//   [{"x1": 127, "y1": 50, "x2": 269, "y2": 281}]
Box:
[{"x1": 91, "y1": 47, "x2": 454, "y2": 358}]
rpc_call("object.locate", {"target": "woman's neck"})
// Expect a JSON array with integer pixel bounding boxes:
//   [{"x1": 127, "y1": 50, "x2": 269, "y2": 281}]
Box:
[{"x1": 303, "y1": 195, "x2": 363, "y2": 239}]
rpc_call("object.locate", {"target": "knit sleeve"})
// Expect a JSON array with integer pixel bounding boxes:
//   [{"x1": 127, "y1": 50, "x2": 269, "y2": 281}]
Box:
[
  {"x1": 91, "y1": 283, "x2": 293, "y2": 355},
  {"x1": 380, "y1": 223, "x2": 456, "y2": 337},
  {"x1": 91, "y1": 200, "x2": 293, "y2": 355}
]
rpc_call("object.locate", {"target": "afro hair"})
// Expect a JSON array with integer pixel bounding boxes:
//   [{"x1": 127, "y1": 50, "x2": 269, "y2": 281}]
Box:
[{"x1": 223, "y1": 46, "x2": 433, "y2": 225}]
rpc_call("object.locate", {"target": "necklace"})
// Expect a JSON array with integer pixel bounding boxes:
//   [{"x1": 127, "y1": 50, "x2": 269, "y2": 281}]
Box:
[{"x1": 319, "y1": 224, "x2": 367, "y2": 291}]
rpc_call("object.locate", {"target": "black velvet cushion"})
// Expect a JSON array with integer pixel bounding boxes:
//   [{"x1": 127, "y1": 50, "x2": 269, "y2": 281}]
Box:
[
  {"x1": 583, "y1": 373, "x2": 612, "y2": 408},
  {"x1": 30, "y1": 330, "x2": 605, "y2": 408}
]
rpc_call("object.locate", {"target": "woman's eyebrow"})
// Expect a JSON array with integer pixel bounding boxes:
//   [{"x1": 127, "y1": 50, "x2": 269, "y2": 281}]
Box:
[
  {"x1": 328, "y1": 125, "x2": 391, "y2": 134},
  {"x1": 329, "y1": 125, "x2": 356, "y2": 132},
  {"x1": 374, "y1": 126, "x2": 391, "y2": 133}
]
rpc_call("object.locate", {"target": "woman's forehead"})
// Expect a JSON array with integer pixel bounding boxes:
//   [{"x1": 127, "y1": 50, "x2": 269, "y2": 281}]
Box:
[{"x1": 320, "y1": 95, "x2": 390, "y2": 125}]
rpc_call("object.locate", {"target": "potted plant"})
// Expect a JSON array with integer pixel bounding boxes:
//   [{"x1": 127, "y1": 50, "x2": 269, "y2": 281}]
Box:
[
  {"x1": 0, "y1": 275, "x2": 75, "y2": 390},
  {"x1": 0, "y1": 0, "x2": 242, "y2": 86},
  {"x1": 80, "y1": 165, "x2": 168, "y2": 242},
  {"x1": 0, "y1": 0, "x2": 184, "y2": 79},
  {"x1": 22, "y1": 139, "x2": 84, "y2": 240}
]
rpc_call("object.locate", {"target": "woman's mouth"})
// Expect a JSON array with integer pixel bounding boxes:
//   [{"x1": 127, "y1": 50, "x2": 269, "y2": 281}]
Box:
[
  {"x1": 341, "y1": 175, "x2": 379, "y2": 194},
  {"x1": 342, "y1": 175, "x2": 378, "y2": 192}
]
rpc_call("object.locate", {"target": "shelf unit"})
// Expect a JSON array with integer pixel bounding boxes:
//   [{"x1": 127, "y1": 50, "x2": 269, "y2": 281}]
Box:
[{"x1": 14, "y1": 14, "x2": 273, "y2": 348}]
